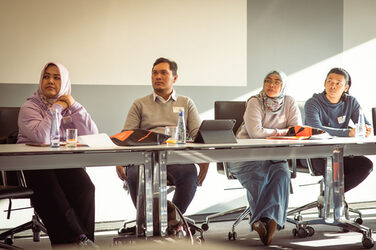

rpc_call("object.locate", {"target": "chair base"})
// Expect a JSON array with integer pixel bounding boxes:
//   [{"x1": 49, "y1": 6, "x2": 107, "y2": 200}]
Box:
[
  {"x1": 0, "y1": 214, "x2": 47, "y2": 246},
  {"x1": 116, "y1": 217, "x2": 204, "y2": 243},
  {"x1": 200, "y1": 206, "x2": 251, "y2": 241},
  {"x1": 228, "y1": 207, "x2": 251, "y2": 240},
  {"x1": 0, "y1": 241, "x2": 23, "y2": 250},
  {"x1": 287, "y1": 199, "x2": 374, "y2": 248},
  {"x1": 184, "y1": 217, "x2": 204, "y2": 241},
  {"x1": 201, "y1": 206, "x2": 249, "y2": 232}
]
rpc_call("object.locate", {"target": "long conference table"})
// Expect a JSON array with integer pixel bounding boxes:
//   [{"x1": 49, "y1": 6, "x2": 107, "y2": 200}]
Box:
[{"x1": 0, "y1": 137, "x2": 375, "y2": 247}]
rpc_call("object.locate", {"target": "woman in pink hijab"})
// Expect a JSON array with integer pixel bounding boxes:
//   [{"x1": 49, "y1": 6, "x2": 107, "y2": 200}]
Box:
[{"x1": 17, "y1": 62, "x2": 98, "y2": 247}]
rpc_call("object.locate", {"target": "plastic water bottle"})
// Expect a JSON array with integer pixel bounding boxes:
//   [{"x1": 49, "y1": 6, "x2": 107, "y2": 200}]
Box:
[
  {"x1": 177, "y1": 110, "x2": 186, "y2": 144},
  {"x1": 50, "y1": 109, "x2": 60, "y2": 148},
  {"x1": 356, "y1": 108, "x2": 366, "y2": 139}
]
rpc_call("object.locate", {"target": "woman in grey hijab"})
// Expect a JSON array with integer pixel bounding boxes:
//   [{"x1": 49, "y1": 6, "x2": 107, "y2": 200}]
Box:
[{"x1": 228, "y1": 70, "x2": 302, "y2": 245}]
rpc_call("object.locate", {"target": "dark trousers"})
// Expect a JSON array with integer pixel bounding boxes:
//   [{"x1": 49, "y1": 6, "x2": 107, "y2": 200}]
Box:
[
  {"x1": 24, "y1": 168, "x2": 95, "y2": 245},
  {"x1": 307, "y1": 156, "x2": 373, "y2": 192},
  {"x1": 126, "y1": 164, "x2": 198, "y2": 214}
]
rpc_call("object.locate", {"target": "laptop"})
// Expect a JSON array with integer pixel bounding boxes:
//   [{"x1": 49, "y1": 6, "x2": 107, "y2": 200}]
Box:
[{"x1": 194, "y1": 119, "x2": 237, "y2": 144}]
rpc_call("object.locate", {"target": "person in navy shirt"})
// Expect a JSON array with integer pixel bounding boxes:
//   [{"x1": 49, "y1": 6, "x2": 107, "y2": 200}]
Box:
[{"x1": 304, "y1": 67, "x2": 373, "y2": 193}]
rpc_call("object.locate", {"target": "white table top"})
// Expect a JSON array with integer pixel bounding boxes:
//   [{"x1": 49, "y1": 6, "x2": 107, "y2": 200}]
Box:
[{"x1": 1, "y1": 137, "x2": 376, "y2": 155}]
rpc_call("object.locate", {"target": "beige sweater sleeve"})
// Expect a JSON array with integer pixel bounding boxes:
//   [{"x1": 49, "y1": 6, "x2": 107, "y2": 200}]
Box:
[{"x1": 237, "y1": 95, "x2": 302, "y2": 139}]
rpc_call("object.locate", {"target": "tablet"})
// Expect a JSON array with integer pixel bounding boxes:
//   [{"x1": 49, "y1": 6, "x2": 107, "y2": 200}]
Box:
[{"x1": 194, "y1": 119, "x2": 237, "y2": 144}]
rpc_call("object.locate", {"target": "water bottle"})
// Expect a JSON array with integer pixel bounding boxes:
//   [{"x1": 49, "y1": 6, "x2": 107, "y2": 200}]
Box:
[
  {"x1": 356, "y1": 108, "x2": 366, "y2": 139},
  {"x1": 50, "y1": 109, "x2": 60, "y2": 148},
  {"x1": 177, "y1": 110, "x2": 186, "y2": 144}
]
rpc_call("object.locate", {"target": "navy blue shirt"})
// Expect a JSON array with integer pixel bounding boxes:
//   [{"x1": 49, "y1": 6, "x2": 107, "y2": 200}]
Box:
[{"x1": 304, "y1": 92, "x2": 369, "y2": 137}]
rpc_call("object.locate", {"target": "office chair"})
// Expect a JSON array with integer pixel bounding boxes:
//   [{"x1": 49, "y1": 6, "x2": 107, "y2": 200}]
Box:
[
  {"x1": 0, "y1": 107, "x2": 47, "y2": 248},
  {"x1": 286, "y1": 103, "x2": 363, "y2": 238},
  {"x1": 287, "y1": 160, "x2": 363, "y2": 237},
  {"x1": 199, "y1": 101, "x2": 248, "y2": 240}
]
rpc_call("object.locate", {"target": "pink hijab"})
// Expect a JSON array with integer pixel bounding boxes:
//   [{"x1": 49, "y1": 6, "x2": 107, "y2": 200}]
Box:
[{"x1": 38, "y1": 62, "x2": 71, "y2": 108}]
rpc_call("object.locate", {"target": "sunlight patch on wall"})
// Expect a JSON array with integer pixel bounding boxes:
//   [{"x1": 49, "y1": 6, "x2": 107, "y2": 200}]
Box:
[
  {"x1": 343, "y1": 38, "x2": 376, "y2": 119},
  {"x1": 224, "y1": 38, "x2": 376, "y2": 121}
]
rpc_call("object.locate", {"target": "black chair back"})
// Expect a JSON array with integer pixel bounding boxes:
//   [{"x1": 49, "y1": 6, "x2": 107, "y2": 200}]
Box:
[
  {"x1": 0, "y1": 107, "x2": 20, "y2": 144},
  {"x1": 0, "y1": 107, "x2": 21, "y2": 185},
  {"x1": 0, "y1": 107, "x2": 46, "y2": 246},
  {"x1": 214, "y1": 101, "x2": 246, "y2": 135},
  {"x1": 214, "y1": 101, "x2": 246, "y2": 177}
]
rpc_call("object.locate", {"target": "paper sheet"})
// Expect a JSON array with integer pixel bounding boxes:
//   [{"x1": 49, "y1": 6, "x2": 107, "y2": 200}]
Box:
[{"x1": 78, "y1": 133, "x2": 118, "y2": 147}]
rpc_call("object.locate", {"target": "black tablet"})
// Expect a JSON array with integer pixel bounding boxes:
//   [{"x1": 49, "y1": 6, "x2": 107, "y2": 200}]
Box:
[{"x1": 194, "y1": 119, "x2": 237, "y2": 144}]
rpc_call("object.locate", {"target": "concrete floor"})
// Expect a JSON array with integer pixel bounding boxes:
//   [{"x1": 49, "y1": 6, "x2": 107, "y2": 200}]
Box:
[{"x1": 6, "y1": 204, "x2": 376, "y2": 250}]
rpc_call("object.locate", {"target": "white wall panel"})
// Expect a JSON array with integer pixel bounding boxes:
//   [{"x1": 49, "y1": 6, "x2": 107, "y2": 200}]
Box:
[{"x1": 0, "y1": 0, "x2": 247, "y2": 86}]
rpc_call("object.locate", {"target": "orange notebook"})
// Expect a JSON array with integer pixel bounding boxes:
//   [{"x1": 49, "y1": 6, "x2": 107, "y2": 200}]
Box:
[{"x1": 266, "y1": 136, "x2": 310, "y2": 140}]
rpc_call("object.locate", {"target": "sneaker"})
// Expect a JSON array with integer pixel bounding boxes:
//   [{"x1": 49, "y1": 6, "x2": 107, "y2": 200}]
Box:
[
  {"x1": 119, "y1": 225, "x2": 136, "y2": 235},
  {"x1": 77, "y1": 236, "x2": 99, "y2": 249},
  {"x1": 166, "y1": 201, "x2": 185, "y2": 237}
]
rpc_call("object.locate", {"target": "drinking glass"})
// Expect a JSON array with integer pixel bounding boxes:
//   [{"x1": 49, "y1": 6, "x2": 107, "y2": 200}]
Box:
[
  {"x1": 165, "y1": 126, "x2": 178, "y2": 145},
  {"x1": 66, "y1": 128, "x2": 78, "y2": 148}
]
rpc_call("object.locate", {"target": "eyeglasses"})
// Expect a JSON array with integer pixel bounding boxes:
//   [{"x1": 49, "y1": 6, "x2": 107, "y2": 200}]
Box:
[{"x1": 264, "y1": 79, "x2": 282, "y2": 86}]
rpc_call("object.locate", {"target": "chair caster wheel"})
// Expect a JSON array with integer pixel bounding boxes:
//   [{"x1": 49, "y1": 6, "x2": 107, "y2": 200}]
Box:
[
  {"x1": 355, "y1": 218, "x2": 363, "y2": 225},
  {"x1": 306, "y1": 226, "x2": 315, "y2": 237},
  {"x1": 33, "y1": 229, "x2": 41, "y2": 242},
  {"x1": 294, "y1": 215, "x2": 302, "y2": 221},
  {"x1": 362, "y1": 236, "x2": 374, "y2": 249},
  {"x1": 297, "y1": 227, "x2": 308, "y2": 238},
  {"x1": 292, "y1": 228, "x2": 298, "y2": 237},
  {"x1": 4, "y1": 237, "x2": 13, "y2": 245},
  {"x1": 228, "y1": 231, "x2": 237, "y2": 240},
  {"x1": 201, "y1": 223, "x2": 209, "y2": 231},
  {"x1": 195, "y1": 236, "x2": 205, "y2": 244}
]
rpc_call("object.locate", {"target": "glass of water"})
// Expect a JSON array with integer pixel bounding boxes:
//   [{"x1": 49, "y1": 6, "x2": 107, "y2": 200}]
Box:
[
  {"x1": 66, "y1": 128, "x2": 78, "y2": 148},
  {"x1": 165, "y1": 126, "x2": 178, "y2": 145}
]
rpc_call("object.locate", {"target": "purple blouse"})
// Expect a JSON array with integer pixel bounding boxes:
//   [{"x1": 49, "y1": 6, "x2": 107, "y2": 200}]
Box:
[{"x1": 17, "y1": 91, "x2": 98, "y2": 144}]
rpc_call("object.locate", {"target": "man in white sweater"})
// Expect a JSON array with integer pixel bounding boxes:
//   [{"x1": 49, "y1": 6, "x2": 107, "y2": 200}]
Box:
[{"x1": 116, "y1": 57, "x2": 209, "y2": 215}]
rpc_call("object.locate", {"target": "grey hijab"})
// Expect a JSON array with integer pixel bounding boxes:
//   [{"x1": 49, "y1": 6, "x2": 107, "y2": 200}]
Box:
[{"x1": 251, "y1": 70, "x2": 287, "y2": 114}]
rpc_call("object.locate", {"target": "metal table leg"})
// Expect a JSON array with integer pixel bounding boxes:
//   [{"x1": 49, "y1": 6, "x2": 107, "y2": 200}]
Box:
[
  {"x1": 136, "y1": 163, "x2": 145, "y2": 236},
  {"x1": 151, "y1": 151, "x2": 167, "y2": 236},
  {"x1": 158, "y1": 151, "x2": 168, "y2": 236},
  {"x1": 324, "y1": 146, "x2": 374, "y2": 248},
  {"x1": 136, "y1": 152, "x2": 154, "y2": 237},
  {"x1": 135, "y1": 151, "x2": 168, "y2": 237}
]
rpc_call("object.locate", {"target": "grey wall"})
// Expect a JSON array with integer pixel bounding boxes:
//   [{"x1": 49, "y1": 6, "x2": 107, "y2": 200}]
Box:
[
  {"x1": 0, "y1": 0, "x2": 343, "y2": 135},
  {"x1": 343, "y1": 0, "x2": 376, "y2": 50}
]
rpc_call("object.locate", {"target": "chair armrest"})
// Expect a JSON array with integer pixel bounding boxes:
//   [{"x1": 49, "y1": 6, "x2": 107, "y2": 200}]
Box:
[
  {"x1": 305, "y1": 158, "x2": 316, "y2": 176},
  {"x1": 293, "y1": 158, "x2": 317, "y2": 176},
  {"x1": 216, "y1": 162, "x2": 225, "y2": 175},
  {"x1": 289, "y1": 159, "x2": 297, "y2": 179},
  {"x1": 223, "y1": 162, "x2": 237, "y2": 180}
]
